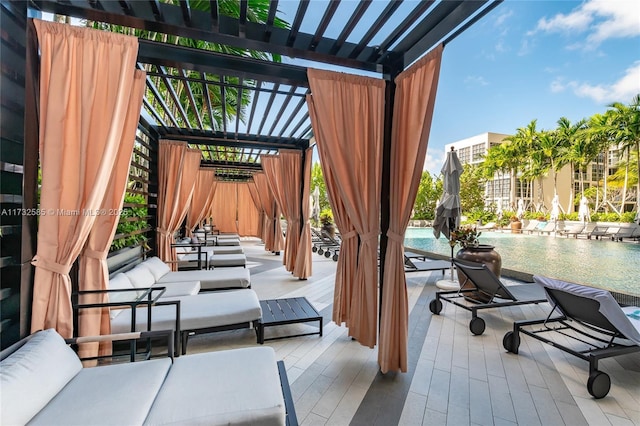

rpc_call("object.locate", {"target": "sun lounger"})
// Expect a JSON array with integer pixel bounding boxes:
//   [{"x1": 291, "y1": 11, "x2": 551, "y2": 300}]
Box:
[
  {"x1": 108, "y1": 270, "x2": 261, "y2": 354},
  {"x1": 503, "y1": 276, "x2": 640, "y2": 398},
  {"x1": 558, "y1": 223, "x2": 584, "y2": 238},
  {"x1": 522, "y1": 220, "x2": 539, "y2": 234},
  {"x1": 140, "y1": 257, "x2": 251, "y2": 290},
  {"x1": 429, "y1": 259, "x2": 548, "y2": 335},
  {"x1": 607, "y1": 224, "x2": 640, "y2": 241},
  {"x1": 575, "y1": 222, "x2": 598, "y2": 239},
  {"x1": 477, "y1": 222, "x2": 497, "y2": 231},
  {"x1": 110, "y1": 290, "x2": 262, "y2": 355},
  {"x1": 587, "y1": 225, "x2": 610, "y2": 239},
  {"x1": 404, "y1": 257, "x2": 450, "y2": 276},
  {"x1": 535, "y1": 221, "x2": 555, "y2": 235}
]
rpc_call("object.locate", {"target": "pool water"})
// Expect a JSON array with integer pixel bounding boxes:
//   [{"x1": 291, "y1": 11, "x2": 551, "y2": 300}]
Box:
[{"x1": 405, "y1": 227, "x2": 640, "y2": 296}]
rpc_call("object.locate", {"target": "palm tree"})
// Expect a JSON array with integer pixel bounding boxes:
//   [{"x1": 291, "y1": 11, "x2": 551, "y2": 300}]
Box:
[
  {"x1": 608, "y1": 98, "x2": 640, "y2": 214},
  {"x1": 555, "y1": 117, "x2": 587, "y2": 212},
  {"x1": 504, "y1": 120, "x2": 538, "y2": 212}
]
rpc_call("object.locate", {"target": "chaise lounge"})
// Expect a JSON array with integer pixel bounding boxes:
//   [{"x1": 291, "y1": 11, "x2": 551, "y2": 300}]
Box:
[
  {"x1": 503, "y1": 276, "x2": 640, "y2": 398},
  {"x1": 0, "y1": 329, "x2": 296, "y2": 425},
  {"x1": 429, "y1": 259, "x2": 548, "y2": 335},
  {"x1": 140, "y1": 256, "x2": 251, "y2": 290}
]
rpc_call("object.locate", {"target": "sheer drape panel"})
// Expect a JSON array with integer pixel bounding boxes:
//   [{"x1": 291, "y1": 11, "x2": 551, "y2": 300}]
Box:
[
  {"x1": 293, "y1": 147, "x2": 313, "y2": 279},
  {"x1": 30, "y1": 20, "x2": 140, "y2": 337},
  {"x1": 186, "y1": 170, "x2": 216, "y2": 234},
  {"x1": 306, "y1": 69, "x2": 384, "y2": 347},
  {"x1": 77, "y1": 70, "x2": 145, "y2": 360},
  {"x1": 253, "y1": 172, "x2": 283, "y2": 252},
  {"x1": 262, "y1": 151, "x2": 304, "y2": 276},
  {"x1": 307, "y1": 96, "x2": 358, "y2": 325},
  {"x1": 157, "y1": 142, "x2": 200, "y2": 270},
  {"x1": 211, "y1": 182, "x2": 239, "y2": 233},
  {"x1": 380, "y1": 46, "x2": 443, "y2": 373},
  {"x1": 247, "y1": 180, "x2": 265, "y2": 239},
  {"x1": 237, "y1": 183, "x2": 260, "y2": 237}
]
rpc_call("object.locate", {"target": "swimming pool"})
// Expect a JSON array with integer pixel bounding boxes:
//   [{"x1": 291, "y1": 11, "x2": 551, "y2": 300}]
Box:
[{"x1": 405, "y1": 227, "x2": 640, "y2": 297}]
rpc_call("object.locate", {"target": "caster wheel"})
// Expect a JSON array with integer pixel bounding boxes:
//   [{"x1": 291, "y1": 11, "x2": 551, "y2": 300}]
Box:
[
  {"x1": 332, "y1": 254, "x2": 339, "y2": 261},
  {"x1": 324, "y1": 250, "x2": 332, "y2": 258},
  {"x1": 312, "y1": 246, "x2": 318, "y2": 253},
  {"x1": 469, "y1": 317, "x2": 486, "y2": 335},
  {"x1": 502, "y1": 331, "x2": 520, "y2": 353},
  {"x1": 587, "y1": 371, "x2": 611, "y2": 399},
  {"x1": 318, "y1": 249, "x2": 324, "y2": 255},
  {"x1": 429, "y1": 299, "x2": 443, "y2": 315}
]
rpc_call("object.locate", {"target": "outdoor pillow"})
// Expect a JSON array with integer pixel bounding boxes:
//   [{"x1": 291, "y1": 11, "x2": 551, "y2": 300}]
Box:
[
  {"x1": 124, "y1": 265, "x2": 156, "y2": 288},
  {"x1": 0, "y1": 329, "x2": 82, "y2": 425},
  {"x1": 139, "y1": 257, "x2": 171, "y2": 282}
]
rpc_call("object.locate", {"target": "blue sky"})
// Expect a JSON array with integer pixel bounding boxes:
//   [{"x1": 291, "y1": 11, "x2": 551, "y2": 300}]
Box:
[{"x1": 425, "y1": 0, "x2": 640, "y2": 175}]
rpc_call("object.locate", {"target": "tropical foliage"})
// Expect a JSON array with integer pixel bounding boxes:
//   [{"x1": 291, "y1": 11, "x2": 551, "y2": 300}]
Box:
[{"x1": 110, "y1": 193, "x2": 150, "y2": 252}]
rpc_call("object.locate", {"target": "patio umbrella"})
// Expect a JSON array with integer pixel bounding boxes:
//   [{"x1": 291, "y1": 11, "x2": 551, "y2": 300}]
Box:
[
  {"x1": 496, "y1": 197, "x2": 503, "y2": 221},
  {"x1": 312, "y1": 186, "x2": 320, "y2": 223},
  {"x1": 550, "y1": 194, "x2": 560, "y2": 222},
  {"x1": 433, "y1": 148, "x2": 463, "y2": 287},
  {"x1": 516, "y1": 198, "x2": 525, "y2": 219},
  {"x1": 578, "y1": 196, "x2": 590, "y2": 223}
]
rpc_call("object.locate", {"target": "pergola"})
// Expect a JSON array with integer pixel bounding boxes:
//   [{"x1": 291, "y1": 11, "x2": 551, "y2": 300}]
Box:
[{"x1": 0, "y1": 0, "x2": 502, "y2": 369}]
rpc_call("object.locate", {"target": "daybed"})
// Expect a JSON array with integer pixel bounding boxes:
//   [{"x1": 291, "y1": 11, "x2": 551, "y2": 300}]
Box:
[
  {"x1": 0, "y1": 329, "x2": 296, "y2": 425},
  {"x1": 108, "y1": 272, "x2": 262, "y2": 354},
  {"x1": 503, "y1": 276, "x2": 640, "y2": 398},
  {"x1": 140, "y1": 256, "x2": 251, "y2": 290},
  {"x1": 429, "y1": 259, "x2": 548, "y2": 335}
]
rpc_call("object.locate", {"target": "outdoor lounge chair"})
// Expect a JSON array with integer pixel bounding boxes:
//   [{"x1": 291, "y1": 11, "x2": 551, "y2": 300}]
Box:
[
  {"x1": 108, "y1": 272, "x2": 262, "y2": 354},
  {"x1": 429, "y1": 259, "x2": 548, "y2": 335},
  {"x1": 537, "y1": 221, "x2": 556, "y2": 235},
  {"x1": 558, "y1": 223, "x2": 585, "y2": 238},
  {"x1": 607, "y1": 224, "x2": 640, "y2": 241},
  {"x1": 587, "y1": 225, "x2": 610, "y2": 239},
  {"x1": 404, "y1": 256, "x2": 450, "y2": 276},
  {"x1": 477, "y1": 222, "x2": 497, "y2": 231},
  {"x1": 503, "y1": 276, "x2": 640, "y2": 398},
  {"x1": 522, "y1": 220, "x2": 539, "y2": 234}
]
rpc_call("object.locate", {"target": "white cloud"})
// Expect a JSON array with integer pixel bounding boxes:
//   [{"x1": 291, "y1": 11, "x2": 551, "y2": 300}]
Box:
[
  {"x1": 550, "y1": 78, "x2": 566, "y2": 93},
  {"x1": 424, "y1": 148, "x2": 444, "y2": 176},
  {"x1": 530, "y1": 0, "x2": 640, "y2": 48},
  {"x1": 494, "y1": 9, "x2": 513, "y2": 28},
  {"x1": 464, "y1": 75, "x2": 489, "y2": 87},
  {"x1": 562, "y1": 61, "x2": 640, "y2": 103}
]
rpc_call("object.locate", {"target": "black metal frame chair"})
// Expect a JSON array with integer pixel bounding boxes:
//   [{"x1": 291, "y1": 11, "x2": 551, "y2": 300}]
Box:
[
  {"x1": 503, "y1": 277, "x2": 640, "y2": 399},
  {"x1": 429, "y1": 258, "x2": 547, "y2": 335}
]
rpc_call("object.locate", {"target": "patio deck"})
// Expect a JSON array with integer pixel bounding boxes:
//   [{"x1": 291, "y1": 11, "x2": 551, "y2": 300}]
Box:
[{"x1": 185, "y1": 239, "x2": 640, "y2": 426}]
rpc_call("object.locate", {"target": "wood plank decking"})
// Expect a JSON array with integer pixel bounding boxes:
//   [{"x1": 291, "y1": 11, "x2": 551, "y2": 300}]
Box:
[{"x1": 185, "y1": 239, "x2": 640, "y2": 426}]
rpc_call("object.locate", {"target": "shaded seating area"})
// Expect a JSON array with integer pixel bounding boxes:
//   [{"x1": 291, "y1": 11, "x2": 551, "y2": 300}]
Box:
[
  {"x1": 429, "y1": 259, "x2": 548, "y2": 335},
  {"x1": 503, "y1": 276, "x2": 640, "y2": 399}
]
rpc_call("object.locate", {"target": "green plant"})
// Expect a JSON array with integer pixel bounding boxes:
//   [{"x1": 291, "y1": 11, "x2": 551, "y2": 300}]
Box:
[
  {"x1": 319, "y1": 209, "x2": 333, "y2": 226},
  {"x1": 450, "y1": 225, "x2": 481, "y2": 248},
  {"x1": 110, "y1": 193, "x2": 149, "y2": 252}
]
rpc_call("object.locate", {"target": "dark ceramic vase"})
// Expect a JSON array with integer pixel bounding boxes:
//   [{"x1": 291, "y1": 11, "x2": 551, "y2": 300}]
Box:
[
  {"x1": 322, "y1": 223, "x2": 336, "y2": 239},
  {"x1": 456, "y1": 244, "x2": 502, "y2": 289}
]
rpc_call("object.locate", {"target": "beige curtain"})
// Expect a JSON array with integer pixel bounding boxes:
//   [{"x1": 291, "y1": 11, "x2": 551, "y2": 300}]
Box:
[
  {"x1": 186, "y1": 170, "x2": 217, "y2": 234},
  {"x1": 380, "y1": 46, "x2": 443, "y2": 373},
  {"x1": 307, "y1": 97, "x2": 358, "y2": 325},
  {"x1": 211, "y1": 182, "x2": 239, "y2": 233},
  {"x1": 307, "y1": 69, "x2": 384, "y2": 347},
  {"x1": 262, "y1": 151, "x2": 304, "y2": 276},
  {"x1": 247, "y1": 180, "x2": 265, "y2": 239},
  {"x1": 30, "y1": 20, "x2": 140, "y2": 337},
  {"x1": 77, "y1": 70, "x2": 145, "y2": 359},
  {"x1": 237, "y1": 183, "x2": 260, "y2": 237},
  {"x1": 253, "y1": 172, "x2": 283, "y2": 252},
  {"x1": 293, "y1": 147, "x2": 313, "y2": 278},
  {"x1": 156, "y1": 142, "x2": 201, "y2": 270}
]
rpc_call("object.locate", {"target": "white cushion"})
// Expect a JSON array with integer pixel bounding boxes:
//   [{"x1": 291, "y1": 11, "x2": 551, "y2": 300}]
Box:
[
  {"x1": 210, "y1": 253, "x2": 247, "y2": 267},
  {"x1": 175, "y1": 245, "x2": 194, "y2": 254},
  {"x1": 0, "y1": 329, "x2": 82, "y2": 425},
  {"x1": 107, "y1": 274, "x2": 137, "y2": 320},
  {"x1": 154, "y1": 281, "x2": 200, "y2": 298},
  {"x1": 29, "y1": 358, "x2": 172, "y2": 426},
  {"x1": 156, "y1": 268, "x2": 251, "y2": 290},
  {"x1": 144, "y1": 347, "x2": 285, "y2": 425},
  {"x1": 111, "y1": 290, "x2": 262, "y2": 334},
  {"x1": 124, "y1": 265, "x2": 156, "y2": 288},
  {"x1": 139, "y1": 257, "x2": 172, "y2": 282}
]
